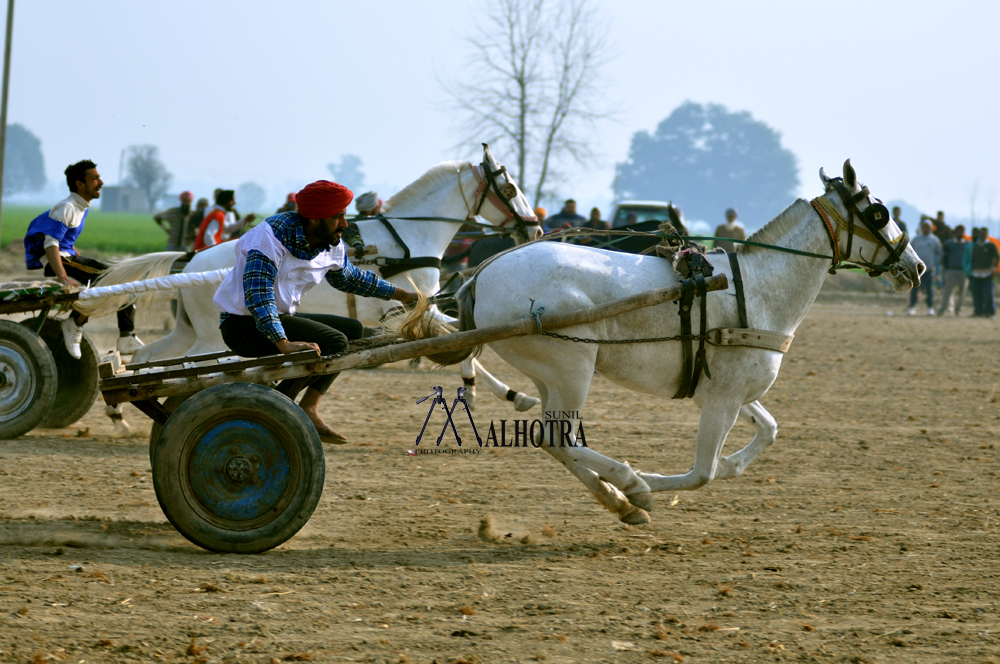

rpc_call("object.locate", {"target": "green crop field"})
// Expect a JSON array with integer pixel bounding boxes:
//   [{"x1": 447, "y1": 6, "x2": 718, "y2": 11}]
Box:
[{"x1": 1, "y1": 206, "x2": 170, "y2": 255}]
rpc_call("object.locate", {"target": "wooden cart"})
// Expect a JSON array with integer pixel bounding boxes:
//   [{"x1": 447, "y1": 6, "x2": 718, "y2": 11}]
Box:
[
  {"x1": 0, "y1": 283, "x2": 100, "y2": 439},
  {"x1": 99, "y1": 275, "x2": 727, "y2": 554}
]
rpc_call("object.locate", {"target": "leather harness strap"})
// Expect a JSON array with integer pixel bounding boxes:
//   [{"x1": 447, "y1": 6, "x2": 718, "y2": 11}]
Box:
[{"x1": 727, "y1": 251, "x2": 748, "y2": 329}]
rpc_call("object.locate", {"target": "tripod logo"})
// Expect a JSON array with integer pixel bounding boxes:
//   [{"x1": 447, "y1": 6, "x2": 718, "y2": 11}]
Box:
[{"x1": 415, "y1": 386, "x2": 483, "y2": 447}]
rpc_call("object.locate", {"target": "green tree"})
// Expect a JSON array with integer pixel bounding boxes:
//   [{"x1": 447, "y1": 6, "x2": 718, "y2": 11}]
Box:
[
  {"x1": 3, "y1": 123, "x2": 46, "y2": 194},
  {"x1": 617, "y1": 102, "x2": 799, "y2": 227}
]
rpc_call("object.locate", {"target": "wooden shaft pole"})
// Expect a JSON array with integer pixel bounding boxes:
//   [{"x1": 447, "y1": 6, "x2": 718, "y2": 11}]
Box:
[{"x1": 101, "y1": 274, "x2": 728, "y2": 405}]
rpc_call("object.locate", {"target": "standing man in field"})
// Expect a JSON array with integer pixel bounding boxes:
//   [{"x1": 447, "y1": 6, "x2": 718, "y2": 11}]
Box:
[
  {"x1": 194, "y1": 190, "x2": 255, "y2": 250},
  {"x1": 213, "y1": 180, "x2": 419, "y2": 445},
  {"x1": 937, "y1": 225, "x2": 969, "y2": 316},
  {"x1": 545, "y1": 199, "x2": 587, "y2": 232},
  {"x1": 22, "y1": 160, "x2": 143, "y2": 358},
  {"x1": 713, "y1": 207, "x2": 746, "y2": 253},
  {"x1": 153, "y1": 190, "x2": 193, "y2": 251},
  {"x1": 907, "y1": 220, "x2": 942, "y2": 315}
]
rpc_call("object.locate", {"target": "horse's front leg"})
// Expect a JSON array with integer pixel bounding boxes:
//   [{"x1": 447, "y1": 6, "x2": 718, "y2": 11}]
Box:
[
  {"x1": 639, "y1": 399, "x2": 742, "y2": 492},
  {"x1": 715, "y1": 401, "x2": 777, "y2": 480},
  {"x1": 106, "y1": 403, "x2": 131, "y2": 438}
]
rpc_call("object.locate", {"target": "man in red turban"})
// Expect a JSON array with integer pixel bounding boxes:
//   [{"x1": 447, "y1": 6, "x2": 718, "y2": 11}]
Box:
[{"x1": 213, "y1": 180, "x2": 418, "y2": 445}]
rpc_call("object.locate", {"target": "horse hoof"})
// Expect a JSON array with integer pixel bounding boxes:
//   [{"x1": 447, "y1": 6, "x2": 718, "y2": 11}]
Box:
[
  {"x1": 109, "y1": 420, "x2": 132, "y2": 438},
  {"x1": 625, "y1": 491, "x2": 654, "y2": 511},
  {"x1": 513, "y1": 393, "x2": 540, "y2": 412},
  {"x1": 619, "y1": 505, "x2": 651, "y2": 525}
]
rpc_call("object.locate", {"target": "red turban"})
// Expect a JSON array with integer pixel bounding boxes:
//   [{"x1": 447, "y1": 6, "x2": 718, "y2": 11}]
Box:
[{"x1": 296, "y1": 180, "x2": 353, "y2": 220}]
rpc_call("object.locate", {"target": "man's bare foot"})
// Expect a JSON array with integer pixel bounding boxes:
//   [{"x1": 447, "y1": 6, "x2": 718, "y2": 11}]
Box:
[
  {"x1": 304, "y1": 413, "x2": 349, "y2": 445},
  {"x1": 298, "y1": 387, "x2": 348, "y2": 444}
]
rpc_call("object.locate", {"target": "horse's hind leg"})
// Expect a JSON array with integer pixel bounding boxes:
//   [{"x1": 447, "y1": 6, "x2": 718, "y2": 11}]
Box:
[{"x1": 715, "y1": 401, "x2": 777, "y2": 480}]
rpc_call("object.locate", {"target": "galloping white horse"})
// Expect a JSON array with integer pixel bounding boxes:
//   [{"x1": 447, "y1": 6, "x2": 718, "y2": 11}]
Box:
[
  {"x1": 416, "y1": 161, "x2": 924, "y2": 524},
  {"x1": 100, "y1": 146, "x2": 541, "y2": 433}
]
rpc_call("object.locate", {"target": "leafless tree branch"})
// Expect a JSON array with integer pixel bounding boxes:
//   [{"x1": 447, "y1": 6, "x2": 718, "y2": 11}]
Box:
[{"x1": 443, "y1": 0, "x2": 614, "y2": 206}]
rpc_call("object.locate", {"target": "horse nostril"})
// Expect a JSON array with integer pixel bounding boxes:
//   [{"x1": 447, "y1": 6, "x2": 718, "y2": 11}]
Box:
[{"x1": 917, "y1": 261, "x2": 926, "y2": 276}]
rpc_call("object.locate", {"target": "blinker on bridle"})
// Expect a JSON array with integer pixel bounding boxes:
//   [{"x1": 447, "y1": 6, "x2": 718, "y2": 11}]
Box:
[{"x1": 817, "y1": 177, "x2": 910, "y2": 277}]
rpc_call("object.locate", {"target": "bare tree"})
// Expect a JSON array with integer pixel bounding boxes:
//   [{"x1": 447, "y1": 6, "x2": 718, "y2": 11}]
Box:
[
  {"x1": 445, "y1": 0, "x2": 613, "y2": 205},
  {"x1": 125, "y1": 145, "x2": 172, "y2": 210}
]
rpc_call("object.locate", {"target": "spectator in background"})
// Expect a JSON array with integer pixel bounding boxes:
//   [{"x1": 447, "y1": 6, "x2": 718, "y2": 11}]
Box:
[
  {"x1": 355, "y1": 191, "x2": 383, "y2": 217},
  {"x1": 575, "y1": 207, "x2": 609, "y2": 246},
  {"x1": 545, "y1": 199, "x2": 586, "y2": 231},
  {"x1": 195, "y1": 190, "x2": 255, "y2": 250},
  {"x1": 907, "y1": 220, "x2": 942, "y2": 315},
  {"x1": 585, "y1": 207, "x2": 609, "y2": 231},
  {"x1": 891, "y1": 206, "x2": 908, "y2": 235},
  {"x1": 922, "y1": 211, "x2": 951, "y2": 247},
  {"x1": 184, "y1": 198, "x2": 209, "y2": 251},
  {"x1": 276, "y1": 193, "x2": 296, "y2": 214},
  {"x1": 969, "y1": 228, "x2": 999, "y2": 317},
  {"x1": 937, "y1": 225, "x2": 969, "y2": 316},
  {"x1": 153, "y1": 191, "x2": 193, "y2": 252},
  {"x1": 713, "y1": 207, "x2": 746, "y2": 253},
  {"x1": 534, "y1": 207, "x2": 546, "y2": 228}
]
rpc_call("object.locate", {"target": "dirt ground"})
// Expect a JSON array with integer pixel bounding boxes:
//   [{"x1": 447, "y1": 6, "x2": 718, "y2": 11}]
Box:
[{"x1": 1, "y1": 249, "x2": 999, "y2": 663}]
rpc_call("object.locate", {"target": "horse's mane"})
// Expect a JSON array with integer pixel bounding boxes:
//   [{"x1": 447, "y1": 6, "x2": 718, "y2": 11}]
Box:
[
  {"x1": 740, "y1": 199, "x2": 812, "y2": 255},
  {"x1": 382, "y1": 160, "x2": 473, "y2": 212}
]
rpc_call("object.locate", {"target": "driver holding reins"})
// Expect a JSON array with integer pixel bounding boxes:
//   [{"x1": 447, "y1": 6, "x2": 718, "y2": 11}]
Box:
[{"x1": 213, "y1": 180, "x2": 418, "y2": 445}]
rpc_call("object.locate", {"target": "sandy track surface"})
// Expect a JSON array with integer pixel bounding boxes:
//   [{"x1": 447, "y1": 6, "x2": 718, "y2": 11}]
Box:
[{"x1": 1, "y1": 285, "x2": 999, "y2": 663}]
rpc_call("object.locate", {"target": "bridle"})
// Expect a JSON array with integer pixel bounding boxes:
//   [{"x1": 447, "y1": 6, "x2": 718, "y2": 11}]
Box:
[
  {"x1": 811, "y1": 178, "x2": 910, "y2": 277},
  {"x1": 467, "y1": 161, "x2": 539, "y2": 239}
]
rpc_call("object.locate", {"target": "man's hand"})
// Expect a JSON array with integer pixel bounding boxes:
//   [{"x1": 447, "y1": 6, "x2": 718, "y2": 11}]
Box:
[
  {"x1": 275, "y1": 339, "x2": 321, "y2": 355},
  {"x1": 392, "y1": 289, "x2": 419, "y2": 305},
  {"x1": 58, "y1": 275, "x2": 82, "y2": 288}
]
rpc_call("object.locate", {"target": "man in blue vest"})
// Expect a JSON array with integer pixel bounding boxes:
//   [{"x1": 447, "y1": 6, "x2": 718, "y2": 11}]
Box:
[{"x1": 23, "y1": 160, "x2": 142, "y2": 359}]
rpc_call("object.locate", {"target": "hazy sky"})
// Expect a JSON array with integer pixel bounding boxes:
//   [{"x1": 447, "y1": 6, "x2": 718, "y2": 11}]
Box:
[{"x1": 4, "y1": 0, "x2": 999, "y2": 223}]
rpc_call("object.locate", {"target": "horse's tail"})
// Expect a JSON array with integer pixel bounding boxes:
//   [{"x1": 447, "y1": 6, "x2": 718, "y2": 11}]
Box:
[
  {"x1": 396, "y1": 279, "x2": 479, "y2": 366},
  {"x1": 74, "y1": 251, "x2": 186, "y2": 318}
]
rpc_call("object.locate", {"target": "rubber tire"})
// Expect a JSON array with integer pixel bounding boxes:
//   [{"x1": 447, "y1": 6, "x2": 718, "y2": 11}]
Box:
[
  {"x1": 0, "y1": 320, "x2": 58, "y2": 439},
  {"x1": 148, "y1": 394, "x2": 189, "y2": 462},
  {"x1": 152, "y1": 383, "x2": 325, "y2": 554},
  {"x1": 21, "y1": 318, "x2": 101, "y2": 430}
]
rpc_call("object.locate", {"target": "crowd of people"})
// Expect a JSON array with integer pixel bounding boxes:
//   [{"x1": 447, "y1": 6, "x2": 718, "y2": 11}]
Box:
[{"x1": 907, "y1": 211, "x2": 999, "y2": 318}]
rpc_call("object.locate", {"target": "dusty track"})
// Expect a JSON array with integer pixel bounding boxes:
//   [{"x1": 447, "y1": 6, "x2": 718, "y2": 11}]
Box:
[{"x1": 1, "y1": 285, "x2": 999, "y2": 663}]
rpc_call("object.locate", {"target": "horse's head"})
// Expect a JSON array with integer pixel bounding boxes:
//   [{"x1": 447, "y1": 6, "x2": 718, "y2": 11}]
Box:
[
  {"x1": 818, "y1": 160, "x2": 924, "y2": 291},
  {"x1": 472, "y1": 144, "x2": 542, "y2": 244}
]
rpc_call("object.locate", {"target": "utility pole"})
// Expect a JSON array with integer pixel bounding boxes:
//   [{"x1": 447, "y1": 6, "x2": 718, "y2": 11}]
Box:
[{"x1": 0, "y1": 0, "x2": 15, "y2": 240}]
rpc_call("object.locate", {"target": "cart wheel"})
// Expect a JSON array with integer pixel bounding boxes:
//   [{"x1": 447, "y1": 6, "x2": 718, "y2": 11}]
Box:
[
  {"x1": 148, "y1": 394, "x2": 189, "y2": 461},
  {"x1": 0, "y1": 320, "x2": 58, "y2": 439},
  {"x1": 152, "y1": 383, "x2": 325, "y2": 553},
  {"x1": 21, "y1": 318, "x2": 100, "y2": 430}
]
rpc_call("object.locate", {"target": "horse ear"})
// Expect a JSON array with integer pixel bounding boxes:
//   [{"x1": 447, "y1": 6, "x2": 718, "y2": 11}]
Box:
[
  {"x1": 843, "y1": 159, "x2": 857, "y2": 189},
  {"x1": 482, "y1": 143, "x2": 497, "y2": 168},
  {"x1": 819, "y1": 167, "x2": 831, "y2": 186}
]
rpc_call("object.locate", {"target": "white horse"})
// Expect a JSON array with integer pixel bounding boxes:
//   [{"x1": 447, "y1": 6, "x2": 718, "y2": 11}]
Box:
[
  {"x1": 414, "y1": 161, "x2": 924, "y2": 525},
  {"x1": 98, "y1": 147, "x2": 542, "y2": 433}
]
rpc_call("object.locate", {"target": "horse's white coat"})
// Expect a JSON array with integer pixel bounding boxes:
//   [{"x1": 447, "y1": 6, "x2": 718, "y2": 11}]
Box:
[{"x1": 460, "y1": 164, "x2": 925, "y2": 524}]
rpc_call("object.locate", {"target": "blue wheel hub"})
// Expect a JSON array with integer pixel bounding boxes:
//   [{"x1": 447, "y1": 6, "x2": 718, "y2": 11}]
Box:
[{"x1": 187, "y1": 418, "x2": 292, "y2": 522}]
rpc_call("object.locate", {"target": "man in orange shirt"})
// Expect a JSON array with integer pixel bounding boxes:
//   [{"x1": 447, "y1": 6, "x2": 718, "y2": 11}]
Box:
[{"x1": 194, "y1": 190, "x2": 256, "y2": 250}]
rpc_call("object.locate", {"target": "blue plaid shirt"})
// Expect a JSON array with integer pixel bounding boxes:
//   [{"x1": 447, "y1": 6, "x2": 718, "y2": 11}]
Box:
[{"x1": 223, "y1": 212, "x2": 397, "y2": 343}]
